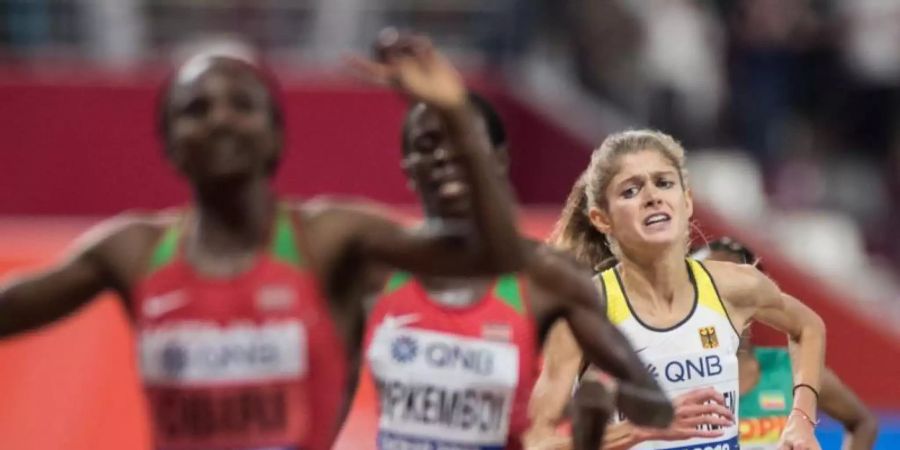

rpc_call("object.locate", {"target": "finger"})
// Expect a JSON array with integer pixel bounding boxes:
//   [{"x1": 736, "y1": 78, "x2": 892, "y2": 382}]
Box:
[
  {"x1": 677, "y1": 404, "x2": 735, "y2": 421},
  {"x1": 689, "y1": 387, "x2": 726, "y2": 405},
  {"x1": 343, "y1": 54, "x2": 393, "y2": 85},
  {"x1": 675, "y1": 387, "x2": 723, "y2": 406},
  {"x1": 679, "y1": 415, "x2": 734, "y2": 428},
  {"x1": 410, "y1": 35, "x2": 435, "y2": 60},
  {"x1": 374, "y1": 27, "x2": 401, "y2": 60}
]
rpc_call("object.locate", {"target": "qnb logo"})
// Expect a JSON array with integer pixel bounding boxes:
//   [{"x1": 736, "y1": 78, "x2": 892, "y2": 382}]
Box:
[
  {"x1": 162, "y1": 343, "x2": 189, "y2": 376},
  {"x1": 664, "y1": 355, "x2": 723, "y2": 383},
  {"x1": 646, "y1": 363, "x2": 659, "y2": 379},
  {"x1": 160, "y1": 341, "x2": 280, "y2": 377},
  {"x1": 391, "y1": 335, "x2": 419, "y2": 364},
  {"x1": 424, "y1": 342, "x2": 494, "y2": 375}
]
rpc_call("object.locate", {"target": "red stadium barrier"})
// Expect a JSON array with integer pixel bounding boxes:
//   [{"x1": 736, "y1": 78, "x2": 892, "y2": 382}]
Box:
[{"x1": 0, "y1": 72, "x2": 898, "y2": 450}]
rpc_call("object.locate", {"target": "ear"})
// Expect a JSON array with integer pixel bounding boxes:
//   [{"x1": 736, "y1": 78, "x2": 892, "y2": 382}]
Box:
[
  {"x1": 684, "y1": 186, "x2": 694, "y2": 219},
  {"x1": 588, "y1": 206, "x2": 612, "y2": 235}
]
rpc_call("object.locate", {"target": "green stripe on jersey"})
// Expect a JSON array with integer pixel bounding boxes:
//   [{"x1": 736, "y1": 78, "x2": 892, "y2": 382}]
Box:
[
  {"x1": 384, "y1": 272, "x2": 413, "y2": 294},
  {"x1": 148, "y1": 225, "x2": 180, "y2": 273},
  {"x1": 494, "y1": 274, "x2": 524, "y2": 314},
  {"x1": 271, "y1": 209, "x2": 304, "y2": 268}
]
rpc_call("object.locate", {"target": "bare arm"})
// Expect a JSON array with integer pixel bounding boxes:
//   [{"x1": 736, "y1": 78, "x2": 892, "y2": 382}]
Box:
[
  {"x1": 345, "y1": 32, "x2": 523, "y2": 274},
  {"x1": 523, "y1": 321, "x2": 582, "y2": 449},
  {"x1": 0, "y1": 215, "x2": 156, "y2": 338},
  {"x1": 524, "y1": 248, "x2": 672, "y2": 450},
  {"x1": 306, "y1": 201, "x2": 520, "y2": 279},
  {"x1": 819, "y1": 368, "x2": 878, "y2": 450},
  {"x1": 711, "y1": 261, "x2": 826, "y2": 449},
  {"x1": 541, "y1": 271, "x2": 672, "y2": 428},
  {"x1": 752, "y1": 291, "x2": 825, "y2": 422}
]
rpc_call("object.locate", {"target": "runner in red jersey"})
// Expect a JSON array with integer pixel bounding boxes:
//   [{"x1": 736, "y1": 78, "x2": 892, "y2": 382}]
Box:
[
  {"x1": 0, "y1": 34, "x2": 525, "y2": 450},
  {"x1": 336, "y1": 92, "x2": 674, "y2": 450}
]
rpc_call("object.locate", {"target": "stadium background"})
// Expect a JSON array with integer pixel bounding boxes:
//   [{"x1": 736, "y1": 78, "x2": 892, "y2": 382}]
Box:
[{"x1": 1, "y1": 1, "x2": 899, "y2": 449}]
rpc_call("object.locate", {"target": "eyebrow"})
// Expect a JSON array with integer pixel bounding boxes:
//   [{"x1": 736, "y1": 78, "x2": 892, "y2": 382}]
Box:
[{"x1": 614, "y1": 170, "x2": 678, "y2": 189}]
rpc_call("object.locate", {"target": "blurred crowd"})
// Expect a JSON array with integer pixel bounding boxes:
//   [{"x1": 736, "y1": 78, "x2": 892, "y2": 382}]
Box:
[
  {"x1": 2, "y1": 0, "x2": 899, "y2": 273},
  {"x1": 542, "y1": 0, "x2": 900, "y2": 272}
]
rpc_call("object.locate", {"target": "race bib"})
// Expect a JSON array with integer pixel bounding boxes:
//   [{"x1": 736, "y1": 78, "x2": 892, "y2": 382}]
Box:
[
  {"x1": 613, "y1": 350, "x2": 740, "y2": 450},
  {"x1": 140, "y1": 320, "x2": 309, "y2": 449},
  {"x1": 368, "y1": 325, "x2": 519, "y2": 450}
]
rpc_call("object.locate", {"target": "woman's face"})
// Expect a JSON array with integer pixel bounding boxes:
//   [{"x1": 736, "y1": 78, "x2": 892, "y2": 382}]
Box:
[{"x1": 590, "y1": 149, "x2": 693, "y2": 254}]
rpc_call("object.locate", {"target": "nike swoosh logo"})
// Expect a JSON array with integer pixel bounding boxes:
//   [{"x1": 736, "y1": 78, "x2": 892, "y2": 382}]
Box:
[
  {"x1": 634, "y1": 346, "x2": 650, "y2": 354},
  {"x1": 143, "y1": 291, "x2": 188, "y2": 319},
  {"x1": 384, "y1": 313, "x2": 420, "y2": 328}
]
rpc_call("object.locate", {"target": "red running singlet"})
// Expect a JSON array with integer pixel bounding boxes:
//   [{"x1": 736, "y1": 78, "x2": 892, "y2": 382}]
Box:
[
  {"x1": 342, "y1": 272, "x2": 539, "y2": 450},
  {"x1": 132, "y1": 206, "x2": 346, "y2": 450}
]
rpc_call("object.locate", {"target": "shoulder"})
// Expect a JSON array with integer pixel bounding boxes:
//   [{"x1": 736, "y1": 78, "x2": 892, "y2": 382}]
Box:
[
  {"x1": 290, "y1": 196, "x2": 411, "y2": 223},
  {"x1": 63, "y1": 210, "x2": 177, "y2": 287},
  {"x1": 79, "y1": 210, "x2": 175, "y2": 254},
  {"x1": 702, "y1": 259, "x2": 777, "y2": 308}
]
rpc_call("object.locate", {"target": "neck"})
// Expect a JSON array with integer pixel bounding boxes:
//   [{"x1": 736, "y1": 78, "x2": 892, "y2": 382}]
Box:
[
  {"x1": 419, "y1": 275, "x2": 492, "y2": 308},
  {"x1": 192, "y1": 178, "x2": 276, "y2": 252},
  {"x1": 618, "y1": 244, "x2": 689, "y2": 309}
]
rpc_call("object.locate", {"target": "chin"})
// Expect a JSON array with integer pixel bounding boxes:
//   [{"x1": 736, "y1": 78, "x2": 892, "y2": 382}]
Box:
[
  {"x1": 194, "y1": 168, "x2": 258, "y2": 185},
  {"x1": 638, "y1": 232, "x2": 683, "y2": 249},
  {"x1": 435, "y1": 200, "x2": 472, "y2": 219}
]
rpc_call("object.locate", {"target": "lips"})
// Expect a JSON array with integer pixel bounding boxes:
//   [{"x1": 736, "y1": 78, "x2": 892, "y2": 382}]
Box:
[
  {"x1": 438, "y1": 180, "x2": 468, "y2": 199},
  {"x1": 644, "y1": 212, "x2": 671, "y2": 226}
]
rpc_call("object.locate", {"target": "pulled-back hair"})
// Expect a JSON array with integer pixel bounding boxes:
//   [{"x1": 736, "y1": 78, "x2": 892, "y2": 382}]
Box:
[{"x1": 549, "y1": 129, "x2": 688, "y2": 271}]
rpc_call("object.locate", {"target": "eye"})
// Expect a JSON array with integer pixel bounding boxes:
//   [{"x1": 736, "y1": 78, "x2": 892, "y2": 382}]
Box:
[
  {"x1": 621, "y1": 186, "x2": 639, "y2": 198},
  {"x1": 231, "y1": 92, "x2": 255, "y2": 113},
  {"x1": 182, "y1": 98, "x2": 209, "y2": 118},
  {"x1": 414, "y1": 132, "x2": 440, "y2": 152},
  {"x1": 656, "y1": 178, "x2": 675, "y2": 189},
  {"x1": 415, "y1": 137, "x2": 436, "y2": 151}
]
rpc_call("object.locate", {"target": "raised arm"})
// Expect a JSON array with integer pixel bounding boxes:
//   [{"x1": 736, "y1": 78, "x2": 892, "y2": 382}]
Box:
[
  {"x1": 345, "y1": 31, "x2": 523, "y2": 274},
  {"x1": 0, "y1": 215, "x2": 156, "y2": 338}
]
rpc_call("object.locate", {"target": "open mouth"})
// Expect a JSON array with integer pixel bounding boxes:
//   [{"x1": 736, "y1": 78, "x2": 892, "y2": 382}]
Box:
[
  {"x1": 643, "y1": 212, "x2": 671, "y2": 227},
  {"x1": 438, "y1": 180, "x2": 468, "y2": 199}
]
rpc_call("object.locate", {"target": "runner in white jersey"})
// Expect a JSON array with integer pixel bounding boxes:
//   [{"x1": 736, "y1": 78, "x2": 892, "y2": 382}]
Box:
[
  {"x1": 523, "y1": 129, "x2": 826, "y2": 450},
  {"x1": 585, "y1": 260, "x2": 741, "y2": 450}
]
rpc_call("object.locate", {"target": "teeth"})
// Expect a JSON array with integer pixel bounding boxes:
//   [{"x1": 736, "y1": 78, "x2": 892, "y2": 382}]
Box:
[
  {"x1": 645, "y1": 214, "x2": 670, "y2": 225},
  {"x1": 439, "y1": 180, "x2": 466, "y2": 197}
]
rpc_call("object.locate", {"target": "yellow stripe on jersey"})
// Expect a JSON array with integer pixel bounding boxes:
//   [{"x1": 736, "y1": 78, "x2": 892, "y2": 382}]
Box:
[
  {"x1": 599, "y1": 268, "x2": 631, "y2": 325},
  {"x1": 687, "y1": 258, "x2": 727, "y2": 317}
]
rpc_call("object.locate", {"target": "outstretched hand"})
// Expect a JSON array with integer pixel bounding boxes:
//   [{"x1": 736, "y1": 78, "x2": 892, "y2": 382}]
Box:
[{"x1": 346, "y1": 28, "x2": 467, "y2": 111}]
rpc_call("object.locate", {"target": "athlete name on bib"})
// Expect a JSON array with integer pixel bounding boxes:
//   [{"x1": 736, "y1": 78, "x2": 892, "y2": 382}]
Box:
[
  {"x1": 368, "y1": 326, "x2": 519, "y2": 450},
  {"x1": 141, "y1": 319, "x2": 307, "y2": 384}
]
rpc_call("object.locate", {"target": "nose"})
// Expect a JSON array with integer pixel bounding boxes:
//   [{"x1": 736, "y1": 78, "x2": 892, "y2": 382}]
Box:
[
  {"x1": 432, "y1": 147, "x2": 455, "y2": 168},
  {"x1": 643, "y1": 185, "x2": 663, "y2": 208},
  {"x1": 208, "y1": 101, "x2": 238, "y2": 129}
]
